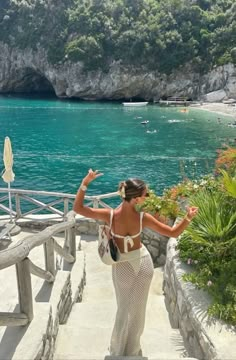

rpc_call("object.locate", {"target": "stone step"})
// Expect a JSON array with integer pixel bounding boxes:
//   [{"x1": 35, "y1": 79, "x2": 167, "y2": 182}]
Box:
[
  {"x1": 66, "y1": 300, "x2": 116, "y2": 328},
  {"x1": 106, "y1": 357, "x2": 198, "y2": 360},
  {"x1": 0, "y1": 303, "x2": 51, "y2": 360},
  {"x1": 54, "y1": 240, "x2": 198, "y2": 360},
  {"x1": 54, "y1": 327, "x2": 111, "y2": 360},
  {"x1": 55, "y1": 295, "x2": 187, "y2": 360},
  {"x1": 55, "y1": 325, "x2": 196, "y2": 360},
  {"x1": 66, "y1": 295, "x2": 175, "y2": 330},
  {"x1": 82, "y1": 282, "x2": 116, "y2": 302}
]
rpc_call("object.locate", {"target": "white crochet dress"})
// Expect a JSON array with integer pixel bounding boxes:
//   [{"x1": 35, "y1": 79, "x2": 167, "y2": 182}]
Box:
[{"x1": 109, "y1": 212, "x2": 154, "y2": 356}]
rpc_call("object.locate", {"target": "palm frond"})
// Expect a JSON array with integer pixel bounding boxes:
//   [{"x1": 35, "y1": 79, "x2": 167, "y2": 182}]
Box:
[
  {"x1": 186, "y1": 190, "x2": 236, "y2": 242},
  {"x1": 220, "y1": 169, "x2": 236, "y2": 198}
]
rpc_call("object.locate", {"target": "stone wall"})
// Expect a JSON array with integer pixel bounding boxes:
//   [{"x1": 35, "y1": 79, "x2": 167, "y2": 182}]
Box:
[
  {"x1": 35, "y1": 264, "x2": 86, "y2": 360},
  {"x1": 163, "y1": 236, "x2": 236, "y2": 360},
  {"x1": 141, "y1": 227, "x2": 170, "y2": 267},
  {"x1": 76, "y1": 217, "x2": 99, "y2": 236}
]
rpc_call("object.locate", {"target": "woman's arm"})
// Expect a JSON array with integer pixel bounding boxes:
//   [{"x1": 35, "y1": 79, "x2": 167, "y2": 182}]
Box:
[
  {"x1": 143, "y1": 206, "x2": 198, "y2": 238},
  {"x1": 73, "y1": 169, "x2": 110, "y2": 223}
]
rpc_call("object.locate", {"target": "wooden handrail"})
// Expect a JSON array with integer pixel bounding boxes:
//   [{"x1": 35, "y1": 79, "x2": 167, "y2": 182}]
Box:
[
  {"x1": 0, "y1": 211, "x2": 76, "y2": 326},
  {"x1": 0, "y1": 211, "x2": 76, "y2": 270},
  {"x1": 0, "y1": 188, "x2": 120, "y2": 327},
  {"x1": 0, "y1": 187, "x2": 119, "y2": 219}
]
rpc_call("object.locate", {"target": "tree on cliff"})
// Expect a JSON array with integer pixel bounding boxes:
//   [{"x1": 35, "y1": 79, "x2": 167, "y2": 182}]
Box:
[{"x1": 0, "y1": 0, "x2": 235, "y2": 74}]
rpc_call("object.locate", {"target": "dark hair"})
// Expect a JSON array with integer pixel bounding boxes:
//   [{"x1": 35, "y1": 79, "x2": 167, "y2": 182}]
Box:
[{"x1": 118, "y1": 178, "x2": 147, "y2": 202}]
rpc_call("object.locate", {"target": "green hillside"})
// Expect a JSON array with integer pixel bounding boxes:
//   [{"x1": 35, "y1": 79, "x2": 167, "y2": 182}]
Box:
[{"x1": 1, "y1": 0, "x2": 236, "y2": 73}]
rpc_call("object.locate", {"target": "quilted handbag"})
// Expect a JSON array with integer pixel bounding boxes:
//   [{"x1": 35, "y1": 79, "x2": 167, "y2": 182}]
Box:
[{"x1": 98, "y1": 210, "x2": 118, "y2": 265}]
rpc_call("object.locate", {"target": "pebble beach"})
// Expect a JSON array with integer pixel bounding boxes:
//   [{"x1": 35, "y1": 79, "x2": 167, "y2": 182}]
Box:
[{"x1": 191, "y1": 102, "x2": 236, "y2": 118}]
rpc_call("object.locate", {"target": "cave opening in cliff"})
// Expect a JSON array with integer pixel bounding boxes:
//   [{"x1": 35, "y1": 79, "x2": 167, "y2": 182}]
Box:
[
  {"x1": 7, "y1": 67, "x2": 55, "y2": 96},
  {"x1": 120, "y1": 96, "x2": 148, "y2": 102}
]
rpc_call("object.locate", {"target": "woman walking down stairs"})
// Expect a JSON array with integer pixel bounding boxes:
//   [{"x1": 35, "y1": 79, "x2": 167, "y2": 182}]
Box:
[{"x1": 54, "y1": 236, "x2": 198, "y2": 360}]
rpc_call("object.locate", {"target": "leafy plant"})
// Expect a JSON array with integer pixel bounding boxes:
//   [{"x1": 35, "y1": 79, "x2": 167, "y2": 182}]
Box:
[
  {"x1": 215, "y1": 146, "x2": 236, "y2": 175},
  {"x1": 1, "y1": 0, "x2": 236, "y2": 72},
  {"x1": 220, "y1": 169, "x2": 236, "y2": 198},
  {"x1": 137, "y1": 190, "x2": 179, "y2": 220},
  {"x1": 177, "y1": 189, "x2": 236, "y2": 324},
  {"x1": 164, "y1": 175, "x2": 222, "y2": 201}
]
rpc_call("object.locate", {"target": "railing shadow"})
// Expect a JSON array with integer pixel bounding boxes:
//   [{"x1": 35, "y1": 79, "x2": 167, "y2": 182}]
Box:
[
  {"x1": 0, "y1": 305, "x2": 28, "y2": 360},
  {"x1": 35, "y1": 280, "x2": 53, "y2": 303}
]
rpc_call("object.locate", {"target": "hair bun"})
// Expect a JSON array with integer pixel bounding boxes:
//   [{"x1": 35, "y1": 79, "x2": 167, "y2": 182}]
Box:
[{"x1": 118, "y1": 181, "x2": 126, "y2": 198}]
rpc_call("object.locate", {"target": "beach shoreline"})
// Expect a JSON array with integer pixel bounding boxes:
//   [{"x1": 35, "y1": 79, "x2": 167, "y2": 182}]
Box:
[{"x1": 190, "y1": 102, "x2": 236, "y2": 118}]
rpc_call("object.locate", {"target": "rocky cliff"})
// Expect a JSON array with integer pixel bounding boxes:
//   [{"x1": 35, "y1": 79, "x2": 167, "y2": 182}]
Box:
[{"x1": 0, "y1": 42, "x2": 236, "y2": 101}]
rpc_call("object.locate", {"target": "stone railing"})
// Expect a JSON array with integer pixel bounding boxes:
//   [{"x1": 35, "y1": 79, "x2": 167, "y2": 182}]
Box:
[{"x1": 163, "y1": 236, "x2": 236, "y2": 360}]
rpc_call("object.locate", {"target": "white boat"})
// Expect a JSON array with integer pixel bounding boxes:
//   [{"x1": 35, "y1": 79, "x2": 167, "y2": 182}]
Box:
[
  {"x1": 122, "y1": 102, "x2": 148, "y2": 107},
  {"x1": 228, "y1": 122, "x2": 236, "y2": 127}
]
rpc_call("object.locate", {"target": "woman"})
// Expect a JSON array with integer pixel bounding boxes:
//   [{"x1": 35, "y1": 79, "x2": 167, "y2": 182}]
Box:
[{"x1": 73, "y1": 169, "x2": 198, "y2": 356}]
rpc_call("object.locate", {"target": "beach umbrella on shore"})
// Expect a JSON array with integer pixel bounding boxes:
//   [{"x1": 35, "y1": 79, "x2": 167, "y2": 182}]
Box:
[{"x1": 2, "y1": 136, "x2": 15, "y2": 222}]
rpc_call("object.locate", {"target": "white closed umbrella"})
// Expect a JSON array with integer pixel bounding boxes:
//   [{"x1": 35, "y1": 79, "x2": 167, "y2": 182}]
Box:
[{"x1": 2, "y1": 136, "x2": 15, "y2": 221}]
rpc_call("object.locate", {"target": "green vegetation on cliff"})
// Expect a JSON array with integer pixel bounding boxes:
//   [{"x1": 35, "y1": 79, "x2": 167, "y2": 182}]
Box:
[{"x1": 0, "y1": 0, "x2": 236, "y2": 73}]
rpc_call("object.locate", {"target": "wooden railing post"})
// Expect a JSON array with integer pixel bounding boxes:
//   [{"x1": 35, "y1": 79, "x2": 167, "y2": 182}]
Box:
[
  {"x1": 93, "y1": 198, "x2": 99, "y2": 208},
  {"x1": 68, "y1": 227, "x2": 76, "y2": 260},
  {"x1": 44, "y1": 238, "x2": 55, "y2": 277},
  {"x1": 64, "y1": 198, "x2": 69, "y2": 219},
  {"x1": 16, "y1": 258, "x2": 33, "y2": 322},
  {"x1": 65, "y1": 227, "x2": 76, "y2": 261},
  {"x1": 15, "y1": 193, "x2": 22, "y2": 219}
]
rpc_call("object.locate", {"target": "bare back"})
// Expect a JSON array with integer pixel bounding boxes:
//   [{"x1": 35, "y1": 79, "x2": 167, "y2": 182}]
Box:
[{"x1": 110, "y1": 210, "x2": 144, "y2": 253}]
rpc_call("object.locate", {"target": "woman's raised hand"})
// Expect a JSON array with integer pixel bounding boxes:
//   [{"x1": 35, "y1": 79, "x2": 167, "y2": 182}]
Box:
[
  {"x1": 83, "y1": 169, "x2": 103, "y2": 185},
  {"x1": 186, "y1": 206, "x2": 198, "y2": 220}
]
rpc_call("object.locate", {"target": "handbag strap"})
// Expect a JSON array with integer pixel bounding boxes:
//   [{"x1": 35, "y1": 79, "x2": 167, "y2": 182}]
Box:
[{"x1": 109, "y1": 209, "x2": 114, "y2": 228}]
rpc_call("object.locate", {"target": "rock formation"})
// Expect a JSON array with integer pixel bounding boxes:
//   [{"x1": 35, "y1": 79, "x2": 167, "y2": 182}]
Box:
[{"x1": 0, "y1": 42, "x2": 235, "y2": 101}]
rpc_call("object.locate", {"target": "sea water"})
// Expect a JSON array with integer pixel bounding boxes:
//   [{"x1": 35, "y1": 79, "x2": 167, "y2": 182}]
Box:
[{"x1": 0, "y1": 95, "x2": 235, "y2": 200}]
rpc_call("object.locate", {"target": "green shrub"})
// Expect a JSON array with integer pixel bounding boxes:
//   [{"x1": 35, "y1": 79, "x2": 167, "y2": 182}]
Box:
[
  {"x1": 177, "y1": 189, "x2": 236, "y2": 324},
  {"x1": 231, "y1": 47, "x2": 236, "y2": 63},
  {"x1": 137, "y1": 190, "x2": 180, "y2": 220},
  {"x1": 164, "y1": 175, "x2": 222, "y2": 201},
  {"x1": 65, "y1": 35, "x2": 104, "y2": 69},
  {"x1": 2, "y1": 0, "x2": 236, "y2": 72}
]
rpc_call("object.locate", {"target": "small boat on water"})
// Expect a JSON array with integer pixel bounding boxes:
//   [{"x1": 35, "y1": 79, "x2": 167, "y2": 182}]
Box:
[
  {"x1": 228, "y1": 122, "x2": 236, "y2": 127},
  {"x1": 141, "y1": 120, "x2": 149, "y2": 124},
  {"x1": 146, "y1": 129, "x2": 157, "y2": 133},
  {"x1": 122, "y1": 102, "x2": 149, "y2": 107}
]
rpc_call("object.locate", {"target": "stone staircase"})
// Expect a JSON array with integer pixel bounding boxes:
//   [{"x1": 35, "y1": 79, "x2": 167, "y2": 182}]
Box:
[{"x1": 54, "y1": 236, "x2": 198, "y2": 360}]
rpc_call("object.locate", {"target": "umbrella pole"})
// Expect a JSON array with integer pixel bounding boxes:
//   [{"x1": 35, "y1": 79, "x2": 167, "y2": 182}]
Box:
[{"x1": 8, "y1": 182, "x2": 13, "y2": 223}]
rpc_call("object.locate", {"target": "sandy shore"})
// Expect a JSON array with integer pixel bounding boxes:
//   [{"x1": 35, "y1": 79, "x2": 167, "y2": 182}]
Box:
[{"x1": 190, "y1": 102, "x2": 236, "y2": 118}]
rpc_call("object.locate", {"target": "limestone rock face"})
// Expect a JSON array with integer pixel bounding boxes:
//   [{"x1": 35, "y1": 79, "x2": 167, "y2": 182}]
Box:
[
  {"x1": 202, "y1": 64, "x2": 236, "y2": 101},
  {"x1": 0, "y1": 42, "x2": 235, "y2": 101},
  {"x1": 204, "y1": 89, "x2": 227, "y2": 102}
]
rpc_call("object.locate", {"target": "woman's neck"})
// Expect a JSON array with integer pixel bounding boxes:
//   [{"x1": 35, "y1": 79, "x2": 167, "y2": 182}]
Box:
[{"x1": 118, "y1": 200, "x2": 137, "y2": 214}]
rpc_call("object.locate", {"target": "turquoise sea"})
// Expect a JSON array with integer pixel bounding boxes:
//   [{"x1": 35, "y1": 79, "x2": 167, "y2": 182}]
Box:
[{"x1": 0, "y1": 95, "x2": 235, "y2": 199}]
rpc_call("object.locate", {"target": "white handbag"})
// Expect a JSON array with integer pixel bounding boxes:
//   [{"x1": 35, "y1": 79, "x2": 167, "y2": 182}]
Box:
[{"x1": 98, "y1": 210, "x2": 118, "y2": 265}]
